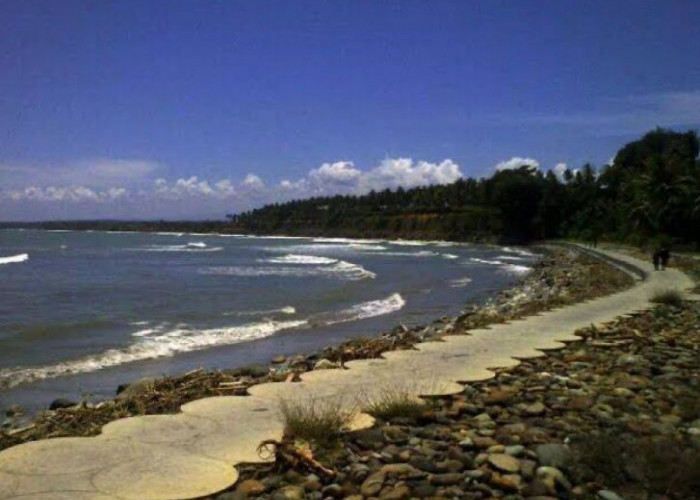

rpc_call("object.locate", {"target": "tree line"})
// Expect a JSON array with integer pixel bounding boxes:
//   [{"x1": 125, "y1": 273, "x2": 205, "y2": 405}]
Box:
[
  {"x1": 5, "y1": 128, "x2": 698, "y2": 247},
  {"x1": 231, "y1": 129, "x2": 700, "y2": 246}
]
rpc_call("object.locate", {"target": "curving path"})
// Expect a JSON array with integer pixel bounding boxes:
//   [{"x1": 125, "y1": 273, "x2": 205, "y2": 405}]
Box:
[{"x1": 0, "y1": 246, "x2": 694, "y2": 500}]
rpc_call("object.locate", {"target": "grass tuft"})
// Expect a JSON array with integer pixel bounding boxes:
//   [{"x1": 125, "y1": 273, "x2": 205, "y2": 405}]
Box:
[
  {"x1": 279, "y1": 398, "x2": 354, "y2": 445},
  {"x1": 650, "y1": 289, "x2": 684, "y2": 307},
  {"x1": 361, "y1": 387, "x2": 426, "y2": 421}
]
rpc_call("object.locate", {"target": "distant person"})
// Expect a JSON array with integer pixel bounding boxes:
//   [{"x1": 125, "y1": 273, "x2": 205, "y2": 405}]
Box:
[
  {"x1": 652, "y1": 250, "x2": 661, "y2": 270},
  {"x1": 659, "y1": 247, "x2": 670, "y2": 270}
]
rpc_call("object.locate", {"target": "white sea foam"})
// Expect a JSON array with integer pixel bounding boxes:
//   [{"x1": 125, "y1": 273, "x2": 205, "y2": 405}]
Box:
[
  {"x1": 501, "y1": 246, "x2": 539, "y2": 257},
  {"x1": 312, "y1": 237, "x2": 383, "y2": 244},
  {"x1": 129, "y1": 244, "x2": 223, "y2": 253},
  {"x1": 264, "y1": 242, "x2": 386, "y2": 253},
  {"x1": 0, "y1": 319, "x2": 307, "y2": 389},
  {"x1": 441, "y1": 253, "x2": 459, "y2": 259},
  {"x1": 223, "y1": 306, "x2": 297, "y2": 317},
  {"x1": 0, "y1": 253, "x2": 29, "y2": 265},
  {"x1": 315, "y1": 293, "x2": 405, "y2": 326},
  {"x1": 0, "y1": 293, "x2": 405, "y2": 388},
  {"x1": 156, "y1": 232, "x2": 184, "y2": 237},
  {"x1": 202, "y1": 259, "x2": 376, "y2": 280},
  {"x1": 469, "y1": 257, "x2": 531, "y2": 275},
  {"x1": 450, "y1": 277, "x2": 473, "y2": 288},
  {"x1": 261, "y1": 254, "x2": 339, "y2": 265},
  {"x1": 497, "y1": 255, "x2": 526, "y2": 261},
  {"x1": 501, "y1": 264, "x2": 532, "y2": 275}
]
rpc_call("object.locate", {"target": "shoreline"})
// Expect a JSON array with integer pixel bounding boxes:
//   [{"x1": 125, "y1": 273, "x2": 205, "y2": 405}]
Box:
[{"x1": 0, "y1": 244, "x2": 634, "y2": 451}]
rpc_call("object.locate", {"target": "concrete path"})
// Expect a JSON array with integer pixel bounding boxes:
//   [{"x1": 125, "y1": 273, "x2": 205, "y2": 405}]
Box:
[{"x1": 0, "y1": 247, "x2": 694, "y2": 500}]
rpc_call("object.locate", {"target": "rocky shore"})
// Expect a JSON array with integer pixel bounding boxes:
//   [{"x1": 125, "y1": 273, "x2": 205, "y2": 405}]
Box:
[{"x1": 0, "y1": 246, "x2": 633, "y2": 451}]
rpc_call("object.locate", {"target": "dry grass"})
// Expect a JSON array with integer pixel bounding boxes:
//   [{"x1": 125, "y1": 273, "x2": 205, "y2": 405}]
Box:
[
  {"x1": 361, "y1": 386, "x2": 426, "y2": 421},
  {"x1": 279, "y1": 398, "x2": 354, "y2": 446}
]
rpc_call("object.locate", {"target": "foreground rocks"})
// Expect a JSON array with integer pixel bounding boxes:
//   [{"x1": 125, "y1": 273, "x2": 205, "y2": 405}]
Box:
[{"x1": 208, "y1": 299, "x2": 700, "y2": 500}]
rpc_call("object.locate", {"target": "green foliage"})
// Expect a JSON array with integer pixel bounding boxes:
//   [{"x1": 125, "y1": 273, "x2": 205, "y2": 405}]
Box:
[
  {"x1": 4, "y1": 128, "x2": 697, "y2": 246},
  {"x1": 650, "y1": 289, "x2": 684, "y2": 307}
]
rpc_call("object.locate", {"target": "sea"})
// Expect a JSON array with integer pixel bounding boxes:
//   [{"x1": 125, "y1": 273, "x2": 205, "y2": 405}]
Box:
[{"x1": 0, "y1": 229, "x2": 538, "y2": 416}]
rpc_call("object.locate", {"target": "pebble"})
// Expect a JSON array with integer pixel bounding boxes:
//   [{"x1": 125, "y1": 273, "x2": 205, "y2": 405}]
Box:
[{"x1": 487, "y1": 453, "x2": 521, "y2": 473}]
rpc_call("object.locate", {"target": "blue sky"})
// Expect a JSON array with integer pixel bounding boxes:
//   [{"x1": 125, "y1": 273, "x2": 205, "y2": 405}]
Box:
[{"x1": 1, "y1": 0, "x2": 699, "y2": 220}]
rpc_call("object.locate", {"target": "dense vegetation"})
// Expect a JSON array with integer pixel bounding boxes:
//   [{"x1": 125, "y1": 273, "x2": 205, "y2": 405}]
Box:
[
  {"x1": 3, "y1": 129, "x2": 698, "y2": 247},
  {"x1": 232, "y1": 129, "x2": 700, "y2": 246}
]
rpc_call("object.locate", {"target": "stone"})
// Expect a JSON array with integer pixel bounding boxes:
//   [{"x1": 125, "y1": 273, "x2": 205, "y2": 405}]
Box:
[
  {"x1": 48, "y1": 398, "x2": 78, "y2": 410},
  {"x1": 485, "y1": 388, "x2": 515, "y2": 404},
  {"x1": 504, "y1": 445, "x2": 525, "y2": 457},
  {"x1": 567, "y1": 395, "x2": 595, "y2": 410},
  {"x1": 598, "y1": 491, "x2": 625, "y2": 500},
  {"x1": 428, "y1": 473, "x2": 464, "y2": 485},
  {"x1": 271, "y1": 355, "x2": 287, "y2": 364},
  {"x1": 411, "y1": 481, "x2": 436, "y2": 498},
  {"x1": 361, "y1": 471, "x2": 386, "y2": 496},
  {"x1": 236, "y1": 479, "x2": 266, "y2": 496},
  {"x1": 522, "y1": 402, "x2": 546, "y2": 416},
  {"x1": 5, "y1": 404, "x2": 23, "y2": 417},
  {"x1": 534, "y1": 443, "x2": 572, "y2": 468},
  {"x1": 487, "y1": 454, "x2": 521, "y2": 473},
  {"x1": 321, "y1": 483, "x2": 344, "y2": 498},
  {"x1": 116, "y1": 377, "x2": 156, "y2": 398},
  {"x1": 409, "y1": 456, "x2": 440, "y2": 473},
  {"x1": 272, "y1": 486, "x2": 305, "y2": 500},
  {"x1": 379, "y1": 483, "x2": 411, "y2": 500},
  {"x1": 536, "y1": 466, "x2": 571, "y2": 492},
  {"x1": 380, "y1": 463, "x2": 421, "y2": 476},
  {"x1": 314, "y1": 358, "x2": 339, "y2": 370},
  {"x1": 490, "y1": 473, "x2": 522, "y2": 491}
]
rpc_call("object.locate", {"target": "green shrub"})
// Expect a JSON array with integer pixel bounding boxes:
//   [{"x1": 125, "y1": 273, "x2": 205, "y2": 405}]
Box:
[
  {"x1": 650, "y1": 289, "x2": 684, "y2": 307},
  {"x1": 279, "y1": 398, "x2": 354, "y2": 445}
]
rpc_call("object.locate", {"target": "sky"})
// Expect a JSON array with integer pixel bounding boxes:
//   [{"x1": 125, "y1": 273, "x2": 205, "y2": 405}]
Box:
[{"x1": 1, "y1": 0, "x2": 699, "y2": 221}]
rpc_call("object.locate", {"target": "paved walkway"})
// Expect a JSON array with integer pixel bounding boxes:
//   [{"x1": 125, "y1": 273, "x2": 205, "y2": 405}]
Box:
[{"x1": 0, "y1": 247, "x2": 694, "y2": 500}]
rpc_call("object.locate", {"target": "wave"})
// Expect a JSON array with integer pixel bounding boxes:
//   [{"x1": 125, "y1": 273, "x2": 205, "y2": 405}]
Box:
[
  {"x1": 497, "y1": 255, "x2": 526, "y2": 261},
  {"x1": 312, "y1": 237, "x2": 383, "y2": 244},
  {"x1": 374, "y1": 250, "x2": 459, "y2": 260},
  {"x1": 469, "y1": 257, "x2": 531, "y2": 275},
  {"x1": 223, "y1": 306, "x2": 296, "y2": 317},
  {"x1": 501, "y1": 246, "x2": 540, "y2": 257},
  {"x1": 201, "y1": 259, "x2": 376, "y2": 280},
  {"x1": 156, "y1": 232, "x2": 184, "y2": 237},
  {"x1": 310, "y1": 293, "x2": 405, "y2": 326},
  {"x1": 0, "y1": 319, "x2": 307, "y2": 389},
  {"x1": 450, "y1": 277, "x2": 472, "y2": 288},
  {"x1": 129, "y1": 244, "x2": 223, "y2": 253},
  {"x1": 264, "y1": 243, "x2": 386, "y2": 253},
  {"x1": 0, "y1": 293, "x2": 404, "y2": 388},
  {"x1": 261, "y1": 254, "x2": 339, "y2": 265},
  {"x1": 0, "y1": 253, "x2": 29, "y2": 265}
]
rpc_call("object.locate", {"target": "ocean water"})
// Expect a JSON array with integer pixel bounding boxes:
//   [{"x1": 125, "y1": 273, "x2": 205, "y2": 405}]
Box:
[{"x1": 0, "y1": 229, "x2": 539, "y2": 415}]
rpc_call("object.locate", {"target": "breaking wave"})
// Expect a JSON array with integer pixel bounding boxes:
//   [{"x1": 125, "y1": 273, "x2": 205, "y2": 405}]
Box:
[
  {"x1": 202, "y1": 258, "x2": 376, "y2": 280},
  {"x1": 261, "y1": 254, "x2": 338, "y2": 265},
  {"x1": 469, "y1": 257, "x2": 532, "y2": 275},
  {"x1": 223, "y1": 306, "x2": 297, "y2": 317},
  {"x1": 129, "y1": 242, "x2": 223, "y2": 253},
  {"x1": 0, "y1": 253, "x2": 29, "y2": 265},
  {"x1": 0, "y1": 293, "x2": 404, "y2": 388},
  {"x1": 450, "y1": 277, "x2": 472, "y2": 288}
]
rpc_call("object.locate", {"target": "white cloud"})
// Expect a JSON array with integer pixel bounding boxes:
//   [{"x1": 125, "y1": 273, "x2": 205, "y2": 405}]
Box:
[
  {"x1": 495, "y1": 157, "x2": 540, "y2": 171},
  {"x1": 0, "y1": 159, "x2": 159, "y2": 189},
  {"x1": 1, "y1": 156, "x2": 465, "y2": 219},
  {"x1": 552, "y1": 162, "x2": 568, "y2": 179},
  {"x1": 242, "y1": 174, "x2": 265, "y2": 190}
]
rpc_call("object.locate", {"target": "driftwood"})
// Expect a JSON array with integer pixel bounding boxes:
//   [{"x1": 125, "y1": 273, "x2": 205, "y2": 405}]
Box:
[{"x1": 257, "y1": 439, "x2": 336, "y2": 478}]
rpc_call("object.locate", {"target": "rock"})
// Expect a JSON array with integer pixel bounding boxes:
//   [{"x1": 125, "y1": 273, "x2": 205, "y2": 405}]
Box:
[
  {"x1": 233, "y1": 364, "x2": 269, "y2": 378},
  {"x1": 236, "y1": 479, "x2": 266, "y2": 496},
  {"x1": 487, "y1": 453, "x2": 521, "y2": 473},
  {"x1": 536, "y1": 466, "x2": 571, "y2": 492},
  {"x1": 5, "y1": 405, "x2": 23, "y2": 417},
  {"x1": 522, "y1": 401, "x2": 546, "y2": 416},
  {"x1": 535, "y1": 443, "x2": 572, "y2": 468},
  {"x1": 380, "y1": 463, "x2": 421, "y2": 476},
  {"x1": 313, "y1": 358, "x2": 339, "y2": 370},
  {"x1": 490, "y1": 473, "x2": 522, "y2": 491},
  {"x1": 409, "y1": 455, "x2": 440, "y2": 473},
  {"x1": 320, "y1": 483, "x2": 344, "y2": 498},
  {"x1": 472, "y1": 436, "x2": 499, "y2": 448},
  {"x1": 49, "y1": 398, "x2": 78, "y2": 410},
  {"x1": 271, "y1": 355, "x2": 287, "y2": 364},
  {"x1": 428, "y1": 472, "x2": 464, "y2": 485},
  {"x1": 598, "y1": 491, "x2": 625, "y2": 500},
  {"x1": 504, "y1": 445, "x2": 525, "y2": 457},
  {"x1": 272, "y1": 485, "x2": 304, "y2": 500},
  {"x1": 567, "y1": 395, "x2": 595, "y2": 410},
  {"x1": 411, "y1": 481, "x2": 436, "y2": 498},
  {"x1": 361, "y1": 471, "x2": 386, "y2": 496},
  {"x1": 485, "y1": 388, "x2": 515, "y2": 404},
  {"x1": 379, "y1": 483, "x2": 411, "y2": 500},
  {"x1": 215, "y1": 492, "x2": 247, "y2": 500}
]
